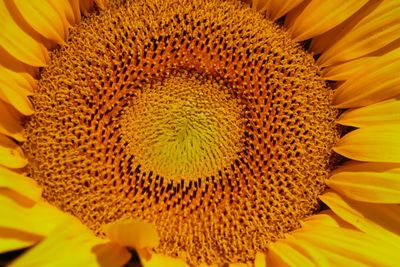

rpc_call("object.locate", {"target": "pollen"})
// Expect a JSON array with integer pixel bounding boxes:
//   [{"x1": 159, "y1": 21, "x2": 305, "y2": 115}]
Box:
[{"x1": 23, "y1": 0, "x2": 339, "y2": 265}]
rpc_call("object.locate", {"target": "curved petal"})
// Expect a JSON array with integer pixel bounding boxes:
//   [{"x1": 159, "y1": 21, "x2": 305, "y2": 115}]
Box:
[
  {"x1": 267, "y1": 241, "x2": 315, "y2": 267},
  {"x1": 80, "y1": 0, "x2": 94, "y2": 15},
  {"x1": 322, "y1": 57, "x2": 375, "y2": 81},
  {"x1": 0, "y1": 166, "x2": 42, "y2": 202},
  {"x1": 320, "y1": 191, "x2": 400, "y2": 247},
  {"x1": 254, "y1": 252, "x2": 266, "y2": 267},
  {"x1": 0, "y1": 227, "x2": 41, "y2": 253},
  {"x1": 337, "y1": 99, "x2": 400, "y2": 127},
  {"x1": 293, "y1": 225, "x2": 400, "y2": 266},
  {"x1": 104, "y1": 219, "x2": 159, "y2": 249},
  {"x1": 13, "y1": 0, "x2": 68, "y2": 44},
  {"x1": 0, "y1": 192, "x2": 68, "y2": 237},
  {"x1": 285, "y1": 0, "x2": 368, "y2": 42},
  {"x1": 0, "y1": 67, "x2": 35, "y2": 115},
  {"x1": 0, "y1": 100, "x2": 25, "y2": 141},
  {"x1": 333, "y1": 126, "x2": 400, "y2": 163},
  {"x1": 0, "y1": 1, "x2": 49, "y2": 67},
  {"x1": 328, "y1": 161, "x2": 400, "y2": 203},
  {"x1": 9, "y1": 219, "x2": 130, "y2": 267},
  {"x1": 252, "y1": 0, "x2": 304, "y2": 21},
  {"x1": 333, "y1": 48, "x2": 400, "y2": 108},
  {"x1": 0, "y1": 134, "x2": 28, "y2": 169},
  {"x1": 312, "y1": 0, "x2": 400, "y2": 67}
]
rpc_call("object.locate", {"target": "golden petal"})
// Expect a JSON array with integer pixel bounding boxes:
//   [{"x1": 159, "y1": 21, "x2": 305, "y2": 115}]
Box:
[
  {"x1": 267, "y1": 241, "x2": 315, "y2": 266},
  {"x1": 104, "y1": 219, "x2": 159, "y2": 249},
  {"x1": 322, "y1": 57, "x2": 375, "y2": 81},
  {"x1": 337, "y1": 99, "x2": 400, "y2": 127},
  {"x1": 252, "y1": 0, "x2": 304, "y2": 21},
  {"x1": 286, "y1": 0, "x2": 368, "y2": 42},
  {"x1": 320, "y1": 191, "x2": 400, "y2": 247},
  {"x1": 333, "y1": 48, "x2": 400, "y2": 108},
  {"x1": 328, "y1": 161, "x2": 400, "y2": 203},
  {"x1": 333, "y1": 126, "x2": 400, "y2": 163},
  {"x1": 0, "y1": 166, "x2": 42, "y2": 202},
  {"x1": 0, "y1": 227, "x2": 41, "y2": 254},
  {"x1": 80, "y1": 0, "x2": 94, "y2": 15},
  {"x1": 0, "y1": 2, "x2": 49, "y2": 67},
  {"x1": 9, "y1": 219, "x2": 130, "y2": 267},
  {"x1": 312, "y1": 0, "x2": 400, "y2": 66},
  {"x1": 13, "y1": 0, "x2": 68, "y2": 44},
  {"x1": 68, "y1": 0, "x2": 82, "y2": 24},
  {"x1": 0, "y1": 134, "x2": 28, "y2": 169},
  {"x1": 0, "y1": 192, "x2": 68, "y2": 237},
  {"x1": 294, "y1": 225, "x2": 400, "y2": 266},
  {"x1": 0, "y1": 100, "x2": 25, "y2": 141}
]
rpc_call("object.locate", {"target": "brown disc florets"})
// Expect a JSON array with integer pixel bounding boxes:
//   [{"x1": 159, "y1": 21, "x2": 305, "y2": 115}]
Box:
[{"x1": 23, "y1": 0, "x2": 339, "y2": 265}]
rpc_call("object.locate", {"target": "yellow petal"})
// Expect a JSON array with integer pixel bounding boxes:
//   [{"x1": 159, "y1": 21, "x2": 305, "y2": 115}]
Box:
[
  {"x1": 0, "y1": 192, "x2": 69, "y2": 236},
  {"x1": 80, "y1": 0, "x2": 94, "y2": 15},
  {"x1": 333, "y1": 126, "x2": 400, "y2": 163},
  {"x1": 254, "y1": 252, "x2": 266, "y2": 267},
  {"x1": 13, "y1": 0, "x2": 68, "y2": 44},
  {"x1": 286, "y1": 0, "x2": 368, "y2": 42},
  {"x1": 9, "y1": 219, "x2": 130, "y2": 267},
  {"x1": 267, "y1": 241, "x2": 315, "y2": 267},
  {"x1": 302, "y1": 210, "x2": 355, "y2": 229},
  {"x1": 281, "y1": 236, "x2": 330, "y2": 266},
  {"x1": 253, "y1": 0, "x2": 304, "y2": 21},
  {"x1": 94, "y1": 0, "x2": 108, "y2": 9},
  {"x1": 333, "y1": 48, "x2": 400, "y2": 108},
  {"x1": 0, "y1": 2, "x2": 49, "y2": 67},
  {"x1": 313, "y1": 0, "x2": 400, "y2": 66},
  {"x1": 293, "y1": 225, "x2": 400, "y2": 266},
  {"x1": 328, "y1": 161, "x2": 400, "y2": 203},
  {"x1": 0, "y1": 100, "x2": 25, "y2": 141},
  {"x1": 322, "y1": 57, "x2": 375, "y2": 81},
  {"x1": 140, "y1": 253, "x2": 189, "y2": 267},
  {"x1": 0, "y1": 49, "x2": 38, "y2": 77},
  {"x1": 92, "y1": 242, "x2": 132, "y2": 267},
  {"x1": 0, "y1": 227, "x2": 41, "y2": 253},
  {"x1": 104, "y1": 219, "x2": 159, "y2": 249},
  {"x1": 0, "y1": 67, "x2": 35, "y2": 115},
  {"x1": 320, "y1": 191, "x2": 400, "y2": 247},
  {"x1": 337, "y1": 99, "x2": 400, "y2": 127},
  {"x1": 0, "y1": 134, "x2": 28, "y2": 169},
  {"x1": 68, "y1": 0, "x2": 82, "y2": 24},
  {"x1": 0, "y1": 166, "x2": 41, "y2": 202}
]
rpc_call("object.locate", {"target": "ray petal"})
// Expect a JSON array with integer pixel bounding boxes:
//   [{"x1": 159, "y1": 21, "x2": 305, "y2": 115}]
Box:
[
  {"x1": 320, "y1": 191, "x2": 400, "y2": 247},
  {"x1": 9, "y1": 219, "x2": 130, "y2": 267},
  {"x1": 333, "y1": 48, "x2": 400, "y2": 108},
  {"x1": 0, "y1": 166, "x2": 42, "y2": 202},
  {"x1": 0, "y1": 191, "x2": 69, "y2": 237},
  {"x1": 13, "y1": 0, "x2": 68, "y2": 44},
  {"x1": 322, "y1": 57, "x2": 375, "y2": 81},
  {"x1": 80, "y1": 0, "x2": 95, "y2": 15},
  {"x1": 0, "y1": 134, "x2": 28, "y2": 169},
  {"x1": 0, "y1": 227, "x2": 41, "y2": 253},
  {"x1": 337, "y1": 99, "x2": 400, "y2": 127},
  {"x1": 294, "y1": 225, "x2": 400, "y2": 266},
  {"x1": 266, "y1": 241, "x2": 315, "y2": 267},
  {"x1": 327, "y1": 162, "x2": 400, "y2": 203},
  {"x1": 333, "y1": 126, "x2": 400, "y2": 163},
  {"x1": 104, "y1": 219, "x2": 159, "y2": 249},
  {"x1": 313, "y1": 0, "x2": 400, "y2": 66},
  {"x1": 286, "y1": 0, "x2": 368, "y2": 42},
  {"x1": 0, "y1": 100, "x2": 25, "y2": 141},
  {"x1": 0, "y1": 2, "x2": 49, "y2": 67},
  {"x1": 253, "y1": 0, "x2": 304, "y2": 21}
]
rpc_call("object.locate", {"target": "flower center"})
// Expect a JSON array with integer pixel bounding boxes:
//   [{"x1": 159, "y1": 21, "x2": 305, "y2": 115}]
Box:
[
  {"x1": 23, "y1": 0, "x2": 339, "y2": 265},
  {"x1": 120, "y1": 71, "x2": 244, "y2": 182}
]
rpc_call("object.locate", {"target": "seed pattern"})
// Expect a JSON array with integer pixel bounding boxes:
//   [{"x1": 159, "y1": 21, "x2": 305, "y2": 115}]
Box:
[{"x1": 23, "y1": 0, "x2": 339, "y2": 265}]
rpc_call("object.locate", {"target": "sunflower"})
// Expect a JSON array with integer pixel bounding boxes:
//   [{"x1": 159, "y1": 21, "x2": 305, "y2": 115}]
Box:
[{"x1": 1, "y1": 0, "x2": 400, "y2": 266}]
